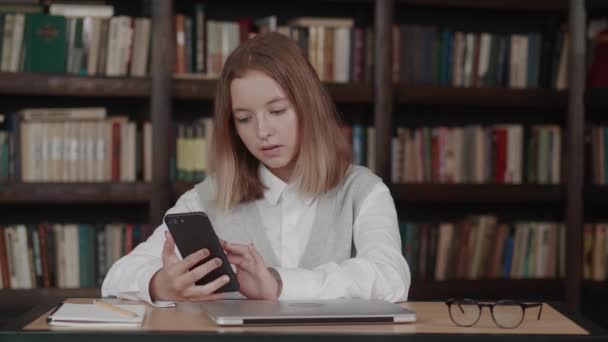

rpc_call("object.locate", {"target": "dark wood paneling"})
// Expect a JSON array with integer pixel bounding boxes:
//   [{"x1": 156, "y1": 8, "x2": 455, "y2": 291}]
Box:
[
  {"x1": 374, "y1": 0, "x2": 395, "y2": 182},
  {"x1": 0, "y1": 72, "x2": 150, "y2": 97},
  {"x1": 0, "y1": 183, "x2": 151, "y2": 203},
  {"x1": 173, "y1": 182, "x2": 195, "y2": 201},
  {"x1": 391, "y1": 184, "x2": 564, "y2": 202},
  {"x1": 150, "y1": 0, "x2": 173, "y2": 227},
  {"x1": 410, "y1": 279, "x2": 564, "y2": 300},
  {"x1": 396, "y1": 86, "x2": 567, "y2": 109},
  {"x1": 565, "y1": 0, "x2": 586, "y2": 312},
  {"x1": 398, "y1": 0, "x2": 567, "y2": 12}
]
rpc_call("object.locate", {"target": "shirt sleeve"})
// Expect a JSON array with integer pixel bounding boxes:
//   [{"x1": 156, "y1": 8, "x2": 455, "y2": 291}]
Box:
[
  {"x1": 274, "y1": 182, "x2": 411, "y2": 302},
  {"x1": 100, "y1": 189, "x2": 203, "y2": 306}
]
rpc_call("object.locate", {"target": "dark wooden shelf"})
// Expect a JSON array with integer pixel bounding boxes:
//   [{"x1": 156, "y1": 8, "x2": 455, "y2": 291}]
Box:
[
  {"x1": 173, "y1": 78, "x2": 373, "y2": 103},
  {"x1": 0, "y1": 182, "x2": 152, "y2": 203},
  {"x1": 587, "y1": 88, "x2": 608, "y2": 109},
  {"x1": 395, "y1": 86, "x2": 567, "y2": 109},
  {"x1": 586, "y1": 185, "x2": 608, "y2": 203},
  {"x1": 410, "y1": 279, "x2": 564, "y2": 300},
  {"x1": 391, "y1": 183, "x2": 564, "y2": 202},
  {"x1": 0, "y1": 72, "x2": 150, "y2": 97},
  {"x1": 398, "y1": 0, "x2": 567, "y2": 12},
  {"x1": 587, "y1": 0, "x2": 608, "y2": 10}
]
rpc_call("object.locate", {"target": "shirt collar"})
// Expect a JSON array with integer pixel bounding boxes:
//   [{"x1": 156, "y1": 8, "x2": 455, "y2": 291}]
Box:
[
  {"x1": 258, "y1": 164, "x2": 316, "y2": 206},
  {"x1": 259, "y1": 164, "x2": 287, "y2": 206}
]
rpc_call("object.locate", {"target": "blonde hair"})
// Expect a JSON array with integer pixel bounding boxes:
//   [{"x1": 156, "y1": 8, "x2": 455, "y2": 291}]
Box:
[{"x1": 210, "y1": 32, "x2": 351, "y2": 209}]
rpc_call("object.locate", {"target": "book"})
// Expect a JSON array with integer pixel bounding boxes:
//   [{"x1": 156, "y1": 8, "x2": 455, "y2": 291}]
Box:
[{"x1": 47, "y1": 302, "x2": 146, "y2": 327}]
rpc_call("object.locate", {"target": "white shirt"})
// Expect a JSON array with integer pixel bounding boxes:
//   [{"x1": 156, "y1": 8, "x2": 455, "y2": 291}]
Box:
[{"x1": 101, "y1": 166, "x2": 411, "y2": 303}]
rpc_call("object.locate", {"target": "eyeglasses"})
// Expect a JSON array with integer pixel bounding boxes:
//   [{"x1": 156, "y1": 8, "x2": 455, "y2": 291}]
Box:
[{"x1": 445, "y1": 299, "x2": 543, "y2": 329}]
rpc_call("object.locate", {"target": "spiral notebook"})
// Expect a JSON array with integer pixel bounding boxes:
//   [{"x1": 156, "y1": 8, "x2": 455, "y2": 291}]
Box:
[{"x1": 47, "y1": 302, "x2": 146, "y2": 328}]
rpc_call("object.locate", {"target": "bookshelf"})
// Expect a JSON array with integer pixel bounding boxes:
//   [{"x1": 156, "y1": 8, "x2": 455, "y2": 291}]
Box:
[{"x1": 0, "y1": 0, "x2": 603, "y2": 328}]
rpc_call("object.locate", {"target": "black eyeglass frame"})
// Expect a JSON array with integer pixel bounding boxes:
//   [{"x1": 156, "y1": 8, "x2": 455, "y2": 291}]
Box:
[{"x1": 445, "y1": 299, "x2": 544, "y2": 329}]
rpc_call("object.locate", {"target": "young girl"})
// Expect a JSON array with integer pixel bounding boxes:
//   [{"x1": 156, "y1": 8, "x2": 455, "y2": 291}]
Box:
[{"x1": 102, "y1": 32, "x2": 410, "y2": 304}]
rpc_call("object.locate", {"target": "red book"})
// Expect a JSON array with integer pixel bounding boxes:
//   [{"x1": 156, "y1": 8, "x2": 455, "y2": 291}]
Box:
[
  {"x1": 589, "y1": 29, "x2": 608, "y2": 88},
  {"x1": 0, "y1": 227, "x2": 10, "y2": 289},
  {"x1": 494, "y1": 127, "x2": 507, "y2": 183}
]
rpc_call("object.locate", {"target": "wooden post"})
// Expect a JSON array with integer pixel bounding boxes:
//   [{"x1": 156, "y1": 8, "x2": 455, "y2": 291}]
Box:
[
  {"x1": 566, "y1": 0, "x2": 585, "y2": 312},
  {"x1": 150, "y1": 0, "x2": 173, "y2": 227},
  {"x1": 374, "y1": 0, "x2": 395, "y2": 182}
]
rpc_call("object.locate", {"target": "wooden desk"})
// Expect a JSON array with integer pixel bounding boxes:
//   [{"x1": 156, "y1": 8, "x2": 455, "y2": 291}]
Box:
[{"x1": 23, "y1": 298, "x2": 588, "y2": 335}]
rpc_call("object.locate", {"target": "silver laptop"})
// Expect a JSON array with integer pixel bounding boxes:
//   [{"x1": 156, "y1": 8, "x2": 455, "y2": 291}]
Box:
[{"x1": 201, "y1": 299, "x2": 416, "y2": 326}]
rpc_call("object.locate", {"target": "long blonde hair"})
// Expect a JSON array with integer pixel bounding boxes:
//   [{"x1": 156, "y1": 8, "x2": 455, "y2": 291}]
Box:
[{"x1": 210, "y1": 32, "x2": 351, "y2": 209}]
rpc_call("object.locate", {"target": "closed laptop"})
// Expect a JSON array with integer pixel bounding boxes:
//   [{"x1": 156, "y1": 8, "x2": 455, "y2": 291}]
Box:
[{"x1": 201, "y1": 299, "x2": 416, "y2": 326}]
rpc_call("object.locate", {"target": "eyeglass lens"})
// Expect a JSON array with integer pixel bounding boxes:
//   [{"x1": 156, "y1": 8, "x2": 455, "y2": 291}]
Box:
[
  {"x1": 492, "y1": 301, "x2": 525, "y2": 329},
  {"x1": 448, "y1": 299, "x2": 481, "y2": 327}
]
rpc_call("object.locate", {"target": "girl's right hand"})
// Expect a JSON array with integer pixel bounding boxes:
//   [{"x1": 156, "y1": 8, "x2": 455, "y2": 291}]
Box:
[{"x1": 149, "y1": 231, "x2": 231, "y2": 301}]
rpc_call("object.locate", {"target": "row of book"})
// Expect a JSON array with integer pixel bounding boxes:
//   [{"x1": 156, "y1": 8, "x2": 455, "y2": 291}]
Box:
[
  {"x1": 169, "y1": 120, "x2": 377, "y2": 182},
  {"x1": 174, "y1": 3, "x2": 374, "y2": 83},
  {"x1": 0, "y1": 223, "x2": 152, "y2": 290},
  {"x1": 391, "y1": 125, "x2": 562, "y2": 184},
  {"x1": 1, "y1": 3, "x2": 151, "y2": 76},
  {"x1": 0, "y1": 108, "x2": 152, "y2": 182},
  {"x1": 392, "y1": 25, "x2": 569, "y2": 89},
  {"x1": 400, "y1": 217, "x2": 566, "y2": 281},
  {"x1": 583, "y1": 224, "x2": 608, "y2": 282}
]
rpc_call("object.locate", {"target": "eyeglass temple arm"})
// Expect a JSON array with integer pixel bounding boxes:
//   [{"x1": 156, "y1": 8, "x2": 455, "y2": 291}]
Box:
[{"x1": 523, "y1": 303, "x2": 543, "y2": 320}]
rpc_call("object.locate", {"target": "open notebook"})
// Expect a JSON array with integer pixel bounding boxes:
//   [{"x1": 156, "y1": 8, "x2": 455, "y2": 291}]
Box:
[{"x1": 47, "y1": 302, "x2": 146, "y2": 327}]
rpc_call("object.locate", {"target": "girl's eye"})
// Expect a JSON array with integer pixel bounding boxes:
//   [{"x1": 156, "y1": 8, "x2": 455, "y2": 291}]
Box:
[
  {"x1": 270, "y1": 109, "x2": 285, "y2": 115},
  {"x1": 236, "y1": 116, "x2": 251, "y2": 123}
]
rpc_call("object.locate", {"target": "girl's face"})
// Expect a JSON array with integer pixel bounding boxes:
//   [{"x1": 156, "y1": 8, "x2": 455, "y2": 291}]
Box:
[{"x1": 231, "y1": 70, "x2": 300, "y2": 182}]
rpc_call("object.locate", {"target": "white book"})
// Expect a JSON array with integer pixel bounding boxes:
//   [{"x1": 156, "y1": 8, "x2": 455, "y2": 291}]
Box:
[
  {"x1": 333, "y1": 27, "x2": 350, "y2": 83},
  {"x1": 478, "y1": 33, "x2": 492, "y2": 84},
  {"x1": 4, "y1": 227, "x2": 18, "y2": 288},
  {"x1": 1, "y1": 14, "x2": 14, "y2": 72},
  {"x1": 85, "y1": 18, "x2": 101, "y2": 76},
  {"x1": 20, "y1": 107, "x2": 107, "y2": 121},
  {"x1": 14, "y1": 225, "x2": 32, "y2": 289},
  {"x1": 63, "y1": 225, "x2": 80, "y2": 288},
  {"x1": 48, "y1": 302, "x2": 145, "y2": 327},
  {"x1": 9, "y1": 13, "x2": 24, "y2": 72},
  {"x1": 49, "y1": 4, "x2": 114, "y2": 18},
  {"x1": 143, "y1": 122, "x2": 152, "y2": 182},
  {"x1": 130, "y1": 18, "x2": 151, "y2": 77},
  {"x1": 552, "y1": 126, "x2": 561, "y2": 184}
]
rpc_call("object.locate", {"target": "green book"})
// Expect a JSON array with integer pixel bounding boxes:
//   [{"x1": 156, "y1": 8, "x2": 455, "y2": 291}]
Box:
[{"x1": 24, "y1": 14, "x2": 66, "y2": 73}]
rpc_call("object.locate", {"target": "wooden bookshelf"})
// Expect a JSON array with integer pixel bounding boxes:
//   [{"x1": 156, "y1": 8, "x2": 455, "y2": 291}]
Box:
[
  {"x1": 391, "y1": 184, "x2": 564, "y2": 202},
  {"x1": 173, "y1": 78, "x2": 374, "y2": 103},
  {"x1": 0, "y1": 0, "x2": 598, "y2": 323},
  {"x1": 0, "y1": 72, "x2": 151, "y2": 98},
  {"x1": 0, "y1": 183, "x2": 152, "y2": 203},
  {"x1": 395, "y1": 86, "x2": 567, "y2": 109},
  {"x1": 398, "y1": 0, "x2": 567, "y2": 12},
  {"x1": 410, "y1": 279, "x2": 565, "y2": 300}
]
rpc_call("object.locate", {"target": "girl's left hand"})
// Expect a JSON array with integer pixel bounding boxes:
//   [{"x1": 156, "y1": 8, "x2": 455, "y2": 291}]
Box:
[{"x1": 222, "y1": 241, "x2": 281, "y2": 300}]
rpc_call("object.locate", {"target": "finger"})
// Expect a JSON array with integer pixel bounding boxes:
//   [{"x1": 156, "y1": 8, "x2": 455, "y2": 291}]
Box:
[
  {"x1": 182, "y1": 275, "x2": 231, "y2": 299},
  {"x1": 175, "y1": 257, "x2": 223, "y2": 289},
  {"x1": 222, "y1": 242, "x2": 251, "y2": 256},
  {"x1": 181, "y1": 249, "x2": 210, "y2": 271},
  {"x1": 226, "y1": 254, "x2": 247, "y2": 265},
  {"x1": 162, "y1": 231, "x2": 180, "y2": 266},
  {"x1": 248, "y1": 244, "x2": 265, "y2": 265}
]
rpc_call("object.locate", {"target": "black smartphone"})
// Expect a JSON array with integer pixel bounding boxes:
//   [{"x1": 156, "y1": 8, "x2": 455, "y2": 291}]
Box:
[{"x1": 163, "y1": 211, "x2": 239, "y2": 293}]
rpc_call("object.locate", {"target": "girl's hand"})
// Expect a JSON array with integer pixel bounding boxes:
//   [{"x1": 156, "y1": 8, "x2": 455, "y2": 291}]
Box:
[
  {"x1": 223, "y1": 241, "x2": 281, "y2": 300},
  {"x1": 149, "y1": 231, "x2": 230, "y2": 301}
]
